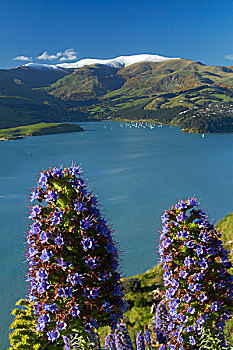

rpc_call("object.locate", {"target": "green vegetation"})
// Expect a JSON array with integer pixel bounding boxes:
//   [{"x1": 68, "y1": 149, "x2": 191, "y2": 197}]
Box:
[
  {"x1": 0, "y1": 122, "x2": 83, "y2": 140},
  {"x1": 9, "y1": 299, "x2": 60, "y2": 349},
  {"x1": 2, "y1": 59, "x2": 233, "y2": 132}
]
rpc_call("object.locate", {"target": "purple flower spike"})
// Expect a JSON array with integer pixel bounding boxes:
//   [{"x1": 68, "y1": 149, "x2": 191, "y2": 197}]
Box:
[
  {"x1": 158, "y1": 197, "x2": 233, "y2": 349},
  {"x1": 136, "y1": 331, "x2": 145, "y2": 350},
  {"x1": 105, "y1": 334, "x2": 116, "y2": 350},
  {"x1": 114, "y1": 323, "x2": 134, "y2": 350},
  {"x1": 27, "y1": 165, "x2": 124, "y2": 343}
]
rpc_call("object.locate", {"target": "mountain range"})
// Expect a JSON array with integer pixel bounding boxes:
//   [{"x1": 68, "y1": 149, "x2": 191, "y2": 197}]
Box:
[{"x1": 1, "y1": 54, "x2": 233, "y2": 132}]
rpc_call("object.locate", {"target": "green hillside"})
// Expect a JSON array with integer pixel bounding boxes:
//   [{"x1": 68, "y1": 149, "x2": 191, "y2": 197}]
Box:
[
  {"x1": 1, "y1": 59, "x2": 233, "y2": 132},
  {"x1": 44, "y1": 59, "x2": 233, "y2": 133},
  {"x1": 45, "y1": 64, "x2": 126, "y2": 100},
  {"x1": 0, "y1": 122, "x2": 84, "y2": 140},
  {"x1": 0, "y1": 66, "x2": 89, "y2": 128}
]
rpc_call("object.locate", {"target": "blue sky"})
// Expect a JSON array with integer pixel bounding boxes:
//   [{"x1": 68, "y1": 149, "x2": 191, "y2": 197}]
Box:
[{"x1": 1, "y1": 0, "x2": 233, "y2": 69}]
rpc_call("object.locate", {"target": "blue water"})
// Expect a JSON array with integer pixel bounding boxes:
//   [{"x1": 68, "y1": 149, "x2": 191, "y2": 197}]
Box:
[{"x1": 0, "y1": 121, "x2": 233, "y2": 347}]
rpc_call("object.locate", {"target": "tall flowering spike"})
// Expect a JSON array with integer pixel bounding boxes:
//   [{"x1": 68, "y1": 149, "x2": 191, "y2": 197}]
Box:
[
  {"x1": 136, "y1": 331, "x2": 146, "y2": 350},
  {"x1": 26, "y1": 165, "x2": 125, "y2": 342},
  {"x1": 155, "y1": 302, "x2": 169, "y2": 346},
  {"x1": 159, "y1": 197, "x2": 233, "y2": 349},
  {"x1": 144, "y1": 327, "x2": 151, "y2": 350},
  {"x1": 114, "y1": 323, "x2": 134, "y2": 350},
  {"x1": 105, "y1": 334, "x2": 117, "y2": 350}
]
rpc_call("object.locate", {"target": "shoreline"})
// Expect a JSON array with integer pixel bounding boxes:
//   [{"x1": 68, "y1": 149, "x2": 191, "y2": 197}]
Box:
[{"x1": 0, "y1": 122, "x2": 84, "y2": 141}]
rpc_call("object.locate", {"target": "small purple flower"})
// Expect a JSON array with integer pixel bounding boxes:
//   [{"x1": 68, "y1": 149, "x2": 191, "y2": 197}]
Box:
[
  {"x1": 189, "y1": 336, "x2": 196, "y2": 345},
  {"x1": 56, "y1": 257, "x2": 69, "y2": 269},
  {"x1": 29, "y1": 247, "x2": 38, "y2": 257},
  {"x1": 51, "y1": 209, "x2": 62, "y2": 226},
  {"x1": 70, "y1": 305, "x2": 81, "y2": 317},
  {"x1": 162, "y1": 237, "x2": 173, "y2": 248},
  {"x1": 188, "y1": 283, "x2": 201, "y2": 292},
  {"x1": 51, "y1": 167, "x2": 63, "y2": 177},
  {"x1": 180, "y1": 270, "x2": 188, "y2": 279},
  {"x1": 44, "y1": 303, "x2": 58, "y2": 312},
  {"x1": 188, "y1": 198, "x2": 197, "y2": 206},
  {"x1": 45, "y1": 190, "x2": 59, "y2": 203},
  {"x1": 80, "y1": 217, "x2": 94, "y2": 230},
  {"x1": 36, "y1": 322, "x2": 46, "y2": 331},
  {"x1": 84, "y1": 287, "x2": 99, "y2": 299},
  {"x1": 176, "y1": 212, "x2": 186, "y2": 222},
  {"x1": 184, "y1": 256, "x2": 194, "y2": 267},
  {"x1": 159, "y1": 346, "x2": 166, "y2": 350},
  {"x1": 40, "y1": 231, "x2": 51, "y2": 243},
  {"x1": 57, "y1": 287, "x2": 73, "y2": 298},
  {"x1": 38, "y1": 313, "x2": 50, "y2": 324},
  {"x1": 105, "y1": 242, "x2": 115, "y2": 254},
  {"x1": 85, "y1": 257, "x2": 97, "y2": 269},
  {"x1": 176, "y1": 200, "x2": 188, "y2": 209},
  {"x1": 199, "y1": 258, "x2": 208, "y2": 269},
  {"x1": 37, "y1": 268, "x2": 47, "y2": 279},
  {"x1": 210, "y1": 302, "x2": 221, "y2": 312},
  {"x1": 54, "y1": 234, "x2": 64, "y2": 246},
  {"x1": 187, "y1": 307, "x2": 195, "y2": 314},
  {"x1": 196, "y1": 316, "x2": 205, "y2": 325},
  {"x1": 47, "y1": 330, "x2": 60, "y2": 342},
  {"x1": 185, "y1": 326, "x2": 193, "y2": 333},
  {"x1": 185, "y1": 240, "x2": 195, "y2": 248},
  {"x1": 67, "y1": 273, "x2": 83, "y2": 285},
  {"x1": 193, "y1": 272, "x2": 204, "y2": 281},
  {"x1": 69, "y1": 166, "x2": 81, "y2": 176},
  {"x1": 30, "y1": 189, "x2": 40, "y2": 202},
  {"x1": 29, "y1": 205, "x2": 41, "y2": 218},
  {"x1": 38, "y1": 172, "x2": 48, "y2": 187},
  {"x1": 56, "y1": 321, "x2": 67, "y2": 330},
  {"x1": 196, "y1": 245, "x2": 204, "y2": 255},
  {"x1": 40, "y1": 249, "x2": 53, "y2": 263},
  {"x1": 161, "y1": 212, "x2": 169, "y2": 223},
  {"x1": 30, "y1": 221, "x2": 41, "y2": 235},
  {"x1": 177, "y1": 230, "x2": 188, "y2": 239},
  {"x1": 177, "y1": 336, "x2": 183, "y2": 344},
  {"x1": 81, "y1": 237, "x2": 95, "y2": 251},
  {"x1": 74, "y1": 201, "x2": 87, "y2": 212},
  {"x1": 103, "y1": 301, "x2": 112, "y2": 313}
]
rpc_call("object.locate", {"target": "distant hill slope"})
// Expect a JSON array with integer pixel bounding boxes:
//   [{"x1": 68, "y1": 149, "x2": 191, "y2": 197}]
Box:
[
  {"x1": 1, "y1": 56, "x2": 233, "y2": 132},
  {"x1": 0, "y1": 66, "x2": 89, "y2": 128},
  {"x1": 45, "y1": 65, "x2": 126, "y2": 100}
]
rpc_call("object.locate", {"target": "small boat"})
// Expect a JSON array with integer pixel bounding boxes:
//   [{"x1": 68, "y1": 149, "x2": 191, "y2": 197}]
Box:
[{"x1": 202, "y1": 133, "x2": 205, "y2": 138}]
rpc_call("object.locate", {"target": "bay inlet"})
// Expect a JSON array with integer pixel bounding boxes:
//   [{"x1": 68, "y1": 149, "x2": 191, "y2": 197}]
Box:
[{"x1": 0, "y1": 121, "x2": 233, "y2": 347}]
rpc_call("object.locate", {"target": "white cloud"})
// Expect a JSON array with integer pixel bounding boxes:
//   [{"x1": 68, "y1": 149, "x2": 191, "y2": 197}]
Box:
[
  {"x1": 37, "y1": 49, "x2": 77, "y2": 61},
  {"x1": 37, "y1": 51, "x2": 63, "y2": 60},
  {"x1": 59, "y1": 49, "x2": 77, "y2": 61},
  {"x1": 225, "y1": 54, "x2": 233, "y2": 60},
  {"x1": 13, "y1": 55, "x2": 32, "y2": 61}
]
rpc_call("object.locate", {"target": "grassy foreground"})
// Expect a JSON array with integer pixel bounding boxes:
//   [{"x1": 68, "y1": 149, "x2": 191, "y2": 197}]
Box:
[{"x1": 0, "y1": 122, "x2": 84, "y2": 140}]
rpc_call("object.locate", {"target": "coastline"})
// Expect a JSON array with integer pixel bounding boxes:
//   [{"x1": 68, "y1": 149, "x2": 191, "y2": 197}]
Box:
[{"x1": 0, "y1": 122, "x2": 84, "y2": 141}]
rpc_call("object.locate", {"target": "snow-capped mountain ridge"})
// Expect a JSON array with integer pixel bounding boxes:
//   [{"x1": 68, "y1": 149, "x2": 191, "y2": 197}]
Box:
[
  {"x1": 23, "y1": 62, "x2": 67, "y2": 70},
  {"x1": 24, "y1": 54, "x2": 181, "y2": 70},
  {"x1": 57, "y1": 54, "x2": 181, "y2": 69}
]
